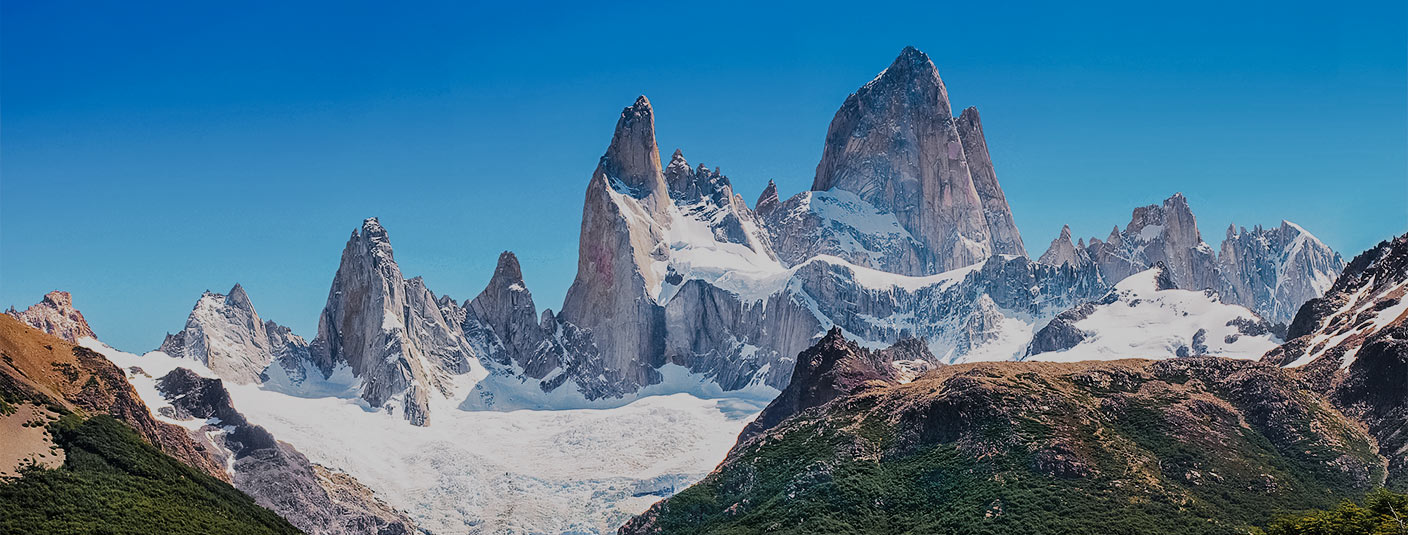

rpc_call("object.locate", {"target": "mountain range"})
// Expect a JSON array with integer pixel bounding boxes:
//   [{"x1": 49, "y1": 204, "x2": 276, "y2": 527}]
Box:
[{"x1": 107, "y1": 47, "x2": 1344, "y2": 429}]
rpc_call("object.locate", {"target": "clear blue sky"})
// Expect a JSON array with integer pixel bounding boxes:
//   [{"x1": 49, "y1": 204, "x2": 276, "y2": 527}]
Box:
[{"x1": 3, "y1": 1, "x2": 1405, "y2": 352}]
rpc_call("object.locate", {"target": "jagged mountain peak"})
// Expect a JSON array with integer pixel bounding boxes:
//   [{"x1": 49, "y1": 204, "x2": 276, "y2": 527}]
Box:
[
  {"x1": 159, "y1": 283, "x2": 292, "y2": 384},
  {"x1": 6, "y1": 289, "x2": 97, "y2": 343},
  {"x1": 811, "y1": 45, "x2": 996, "y2": 274},
  {"x1": 361, "y1": 216, "x2": 388, "y2": 240},
  {"x1": 1038, "y1": 224, "x2": 1090, "y2": 268},
  {"x1": 226, "y1": 282, "x2": 253, "y2": 310},
  {"x1": 490, "y1": 250, "x2": 524, "y2": 284},
  {"x1": 601, "y1": 95, "x2": 664, "y2": 198},
  {"x1": 874, "y1": 45, "x2": 942, "y2": 88},
  {"x1": 956, "y1": 102, "x2": 1027, "y2": 257}
]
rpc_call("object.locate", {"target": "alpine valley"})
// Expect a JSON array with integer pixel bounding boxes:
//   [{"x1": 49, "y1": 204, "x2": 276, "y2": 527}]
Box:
[{"x1": 3, "y1": 47, "x2": 1401, "y2": 535}]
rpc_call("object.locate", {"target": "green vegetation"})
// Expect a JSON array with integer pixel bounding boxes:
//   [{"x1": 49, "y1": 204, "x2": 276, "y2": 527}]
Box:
[
  {"x1": 0, "y1": 414, "x2": 300, "y2": 534},
  {"x1": 1259, "y1": 489, "x2": 1408, "y2": 535},
  {"x1": 636, "y1": 367, "x2": 1382, "y2": 535}
]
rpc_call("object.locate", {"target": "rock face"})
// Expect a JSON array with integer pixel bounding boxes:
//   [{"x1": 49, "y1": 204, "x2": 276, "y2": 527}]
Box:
[
  {"x1": 157, "y1": 284, "x2": 308, "y2": 384},
  {"x1": 468, "y1": 252, "x2": 558, "y2": 378},
  {"x1": 309, "y1": 217, "x2": 473, "y2": 426},
  {"x1": 811, "y1": 46, "x2": 1007, "y2": 274},
  {"x1": 623, "y1": 335, "x2": 1386, "y2": 534},
  {"x1": 157, "y1": 367, "x2": 421, "y2": 535},
  {"x1": 1084, "y1": 193, "x2": 1218, "y2": 291},
  {"x1": 559, "y1": 96, "x2": 671, "y2": 390},
  {"x1": 956, "y1": 106, "x2": 1026, "y2": 257},
  {"x1": 1218, "y1": 221, "x2": 1344, "y2": 324},
  {"x1": 1264, "y1": 233, "x2": 1407, "y2": 372},
  {"x1": 6, "y1": 290, "x2": 96, "y2": 343},
  {"x1": 665, "y1": 149, "x2": 776, "y2": 259},
  {"x1": 1037, "y1": 225, "x2": 1091, "y2": 269}
]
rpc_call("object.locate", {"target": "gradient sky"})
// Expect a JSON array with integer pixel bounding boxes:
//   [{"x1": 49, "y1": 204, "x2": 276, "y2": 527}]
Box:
[{"x1": 3, "y1": 1, "x2": 1405, "y2": 352}]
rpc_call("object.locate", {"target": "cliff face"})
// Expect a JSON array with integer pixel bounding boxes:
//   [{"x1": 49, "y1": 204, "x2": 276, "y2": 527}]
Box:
[
  {"x1": 956, "y1": 106, "x2": 1026, "y2": 257},
  {"x1": 157, "y1": 284, "x2": 308, "y2": 384},
  {"x1": 308, "y1": 217, "x2": 473, "y2": 426},
  {"x1": 811, "y1": 46, "x2": 1002, "y2": 274},
  {"x1": 559, "y1": 97, "x2": 671, "y2": 390},
  {"x1": 1218, "y1": 221, "x2": 1345, "y2": 324}
]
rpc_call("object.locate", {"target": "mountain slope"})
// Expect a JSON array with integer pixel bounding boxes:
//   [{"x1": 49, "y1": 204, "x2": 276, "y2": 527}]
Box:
[
  {"x1": 622, "y1": 333, "x2": 1385, "y2": 535},
  {"x1": 0, "y1": 317, "x2": 298, "y2": 534},
  {"x1": 1264, "y1": 233, "x2": 1408, "y2": 487},
  {"x1": 156, "y1": 367, "x2": 421, "y2": 534},
  {"x1": 812, "y1": 46, "x2": 998, "y2": 273},
  {"x1": 0, "y1": 314, "x2": 226, "y2": 480},
  {"x1": 0, "y1": 414, "x2": 300, "y2": 535}
]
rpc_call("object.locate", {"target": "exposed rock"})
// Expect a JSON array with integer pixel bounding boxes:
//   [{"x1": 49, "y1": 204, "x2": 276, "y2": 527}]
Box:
[
  {"x1": 1218, "y1": 221, "x2": 1344, "y2": 324},
  {"x1": 309, "y1": 217, "x2": 473, "y2": 426},
  {"x1": 1037, "y1": 225, "x2": 1091, "y2": 269},
  {"x1": 665, "y1": 150, "x2": 776, "y2": 258},
  {"x1": 1085, "y1": 193, "x2": 1218, "y2": 292},
  {"x1": 157, "y1": 284, "x2": 305, "y2": 384},
  {"x1": 6, "y1": 290, "x2": 96, "y2": 343},
  {"x1": 1026, "y1": 302, "x2": 1097, "y2": 355},
  {"x1": 1262, "y1": 233, "x2": 1408, "y2": 484},
  {"x1": 601, "y1": 95, "x2": 670, "y2": 220},
  {"x1": 1080, "y1": 195, "x2": 1341, "y2": 325},
  {"x1": 734, "y1": 327, "x2": 902, "y2": 446},
  {"x1": 754, "y1": 179, "x2": 780, "y2": 218},
  {"x1": 559, "y1": 97, "x2": 671, "y2": 392},
  {"x1": 468, "y1": 251, "x2": 558, "y2": 378},
  {"x1": 811, "y1": 46, "x2": 994, "y2": 274},
  {"x1": 956, "y1": 106, "x2": 1026, "y2": 257},
  {"x1": 760, "y1": 189, "x2": 929, "y2": 275}
]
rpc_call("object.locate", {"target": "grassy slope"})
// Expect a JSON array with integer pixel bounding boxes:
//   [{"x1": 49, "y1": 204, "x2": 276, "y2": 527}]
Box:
[
  {"x1": 636, "y1": 360, "x2": 1384, "y2": 535},
  {"x1": 0, "y1": 414, "x2": 300, "y2": 535}
]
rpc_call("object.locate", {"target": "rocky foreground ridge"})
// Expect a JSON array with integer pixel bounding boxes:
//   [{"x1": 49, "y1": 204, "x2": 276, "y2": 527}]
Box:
[{"x1": 621, "y1": 332, "x2": 1391, "y2": 535}]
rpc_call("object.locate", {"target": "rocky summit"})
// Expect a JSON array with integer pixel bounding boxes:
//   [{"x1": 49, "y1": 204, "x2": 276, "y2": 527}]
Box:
[
  {"x1": 812, "y1": 46, "x2": 1009, "y2": 274},
  {"x1": 6, "y1": 290, "x2": 96, "y2": 343},
  {"x1": 158, "y1": 284, "x2": 309, "y2": 385},
  {"x1": 308, "y1": 217, "x2": 474, "y2": 425}
]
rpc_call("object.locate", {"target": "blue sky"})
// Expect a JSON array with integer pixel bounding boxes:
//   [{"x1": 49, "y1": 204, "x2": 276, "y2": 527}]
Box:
[{"x1": 3, "y1": 1, "x2": 1405, "y2": 352}]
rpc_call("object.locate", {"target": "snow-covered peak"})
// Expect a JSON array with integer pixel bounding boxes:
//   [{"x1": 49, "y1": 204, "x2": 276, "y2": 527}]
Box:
[
  {"x1": 1027, "y1": 266, "x2": 1280, "y2": 362},
  {"x1": 158, "y1": 283, "x2": 300, "y2": 385}
]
